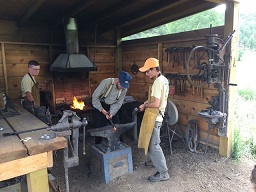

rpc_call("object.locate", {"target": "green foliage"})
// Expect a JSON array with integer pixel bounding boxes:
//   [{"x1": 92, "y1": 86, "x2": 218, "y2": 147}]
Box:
[
  {"x1": 123, "y1": 9, "x2": 224, "y2": 41},
  {"x1": 239, "y1": 13, "x2": 256, "y2": 50},
  {"x1": 238, "y1": 88, "x2": 256, "y2": 101},
  {"x1": 232, "y1": 128, "x2": 256, "y2": 159},
  {"x1": 238, "y1": 49, "x2": 245, "y2": 61},
  {"x1": 232, "y1": 93, "x2": 256, "y2": 159},
  {"x1": 122, "y1": 5, "x2": 256, "y2": 51},
  {"x1": 232, "y1": 128, "x2": 244, "y2": 159}
]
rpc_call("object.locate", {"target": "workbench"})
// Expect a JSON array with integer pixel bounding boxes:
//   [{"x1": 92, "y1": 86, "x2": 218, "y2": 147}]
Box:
[{"x1": 0, "y1": 101, "x2": 67, "y2": 192}]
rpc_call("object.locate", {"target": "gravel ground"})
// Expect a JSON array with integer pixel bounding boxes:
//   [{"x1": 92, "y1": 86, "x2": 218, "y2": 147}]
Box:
[{"x1": 50, "y1": 134, "x2": 256, "y2": 192}]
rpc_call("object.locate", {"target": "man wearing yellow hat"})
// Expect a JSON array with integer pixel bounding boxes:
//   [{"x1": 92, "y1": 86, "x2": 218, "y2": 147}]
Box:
[{"x1": 138, "y1": 58, "x2": 170, "y2": 182}]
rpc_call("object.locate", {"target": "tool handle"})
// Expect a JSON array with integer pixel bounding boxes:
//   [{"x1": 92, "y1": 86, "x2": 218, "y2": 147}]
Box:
[
  {"x1": 109, "y1": 119, "x2": 115, "y2": 127},
  {"x1": 2, "y1": 126, "x2": 48, "y2": 137}
]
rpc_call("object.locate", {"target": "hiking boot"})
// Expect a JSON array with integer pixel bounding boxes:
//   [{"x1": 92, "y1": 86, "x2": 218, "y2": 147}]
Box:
[
  {"x1": 144, "y1": 160, "x2": 155, "y2": 168},
  {"x1": 148, "y1": 171, "x2": 170, "y2": 182}
]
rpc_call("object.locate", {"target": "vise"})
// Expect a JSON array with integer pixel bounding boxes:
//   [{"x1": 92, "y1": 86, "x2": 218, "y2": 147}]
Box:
[{"x1": 87, "y1": 121, "x2": 136, "y2": 153}]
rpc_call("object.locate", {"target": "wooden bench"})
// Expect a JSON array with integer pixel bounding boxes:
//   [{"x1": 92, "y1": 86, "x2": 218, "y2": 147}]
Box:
[{"x1": 0, "y1": 101, "x2": 66, "y2": 192}]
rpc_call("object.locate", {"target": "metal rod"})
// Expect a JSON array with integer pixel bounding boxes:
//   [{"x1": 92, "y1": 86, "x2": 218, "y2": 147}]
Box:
[
  {"x1": 109, "y1": 119, "x2": 115, "y2": 127},
  {"x1": 83, "y1": 125, "x2": 86, "y2": 155},
  {"x1": 3, "y1": 126, "x2": 49, "y2": 136}
]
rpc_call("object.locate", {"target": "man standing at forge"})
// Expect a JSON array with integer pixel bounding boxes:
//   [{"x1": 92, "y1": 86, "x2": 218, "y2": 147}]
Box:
[
  {"x1": 21, "y1": 60, "x2": 52, "y2": 125},
  {"x1": 138, "y1": 57, "x2": 170, "y2": 182},
  {"x1": 21, "y1": 60, "x2": 40, "y2": 111},
  {"x1": 92, "y1": 71, "x2": 132, "y2": 144}
]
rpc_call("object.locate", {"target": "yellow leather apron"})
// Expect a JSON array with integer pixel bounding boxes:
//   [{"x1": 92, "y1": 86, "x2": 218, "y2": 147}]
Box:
[
  {"x1": 138, "y1": 107, "x2": 158, "y2": 155},
  {"x1": 32, "y1": 82, "x2": 40, "y2": 106}
]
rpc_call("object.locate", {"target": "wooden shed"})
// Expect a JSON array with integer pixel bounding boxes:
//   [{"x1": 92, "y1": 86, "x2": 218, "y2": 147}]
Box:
[{"x1": 0, "y1": 0, "x2": 239, "y2": 158}]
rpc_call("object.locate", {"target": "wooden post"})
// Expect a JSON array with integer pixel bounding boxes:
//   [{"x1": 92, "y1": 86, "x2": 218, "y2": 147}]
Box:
[
  {"x1": 158, "y1": 43, "x2": 163, "y2": 72},
  {"x1": 219, "y1": 1, "x2": 239, "y2": 157},
  {"x1": 115, "y1": 29, "x2": 122, "y2": 75},
  {"x1": 87, "y1": 47, "x2": 92, "y2": 97},
  {"x1": 27, "y1": 168, "x2": 49, "y2": 192},
  {"x1": 1, "y1": 42, "x2": 8, "y2": 96}
]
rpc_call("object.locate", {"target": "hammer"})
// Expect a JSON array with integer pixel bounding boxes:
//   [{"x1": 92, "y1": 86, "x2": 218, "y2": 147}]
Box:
[{"x1": 109, "y1": 119, "x2": 116, "y2": 129}]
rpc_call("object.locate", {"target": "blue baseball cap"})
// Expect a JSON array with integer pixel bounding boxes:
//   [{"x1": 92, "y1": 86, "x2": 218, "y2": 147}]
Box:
[{"x1": 119, "y1": 71, "x2": 132, "y2": 89}]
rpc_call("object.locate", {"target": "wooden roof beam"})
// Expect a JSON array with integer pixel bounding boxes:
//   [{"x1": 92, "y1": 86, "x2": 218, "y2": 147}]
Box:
[
  {"x1": 17, "y1": 0, "x2": 46, "y2": 27},
  {"x1": 66, "y1": 0, "x2": 97, "y2": 18},
  {"x1": 49, "y1": 0, "x2": 97, "y2": 29},
  {"x1": 121, "y1": 1, "x2": 216, "y2": 37},
  {"x1": 204, "y1": 0, "x2": 240, "y2": 3},
  {"x1": 85, "y1": 0, "x2": 140, "y2": 25},
  {"x1": 99, "y1": 0, "x2": 191, "y2": 34}
]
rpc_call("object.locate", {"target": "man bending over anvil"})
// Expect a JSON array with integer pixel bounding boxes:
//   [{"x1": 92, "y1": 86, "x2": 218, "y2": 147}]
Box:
[{"x1": 92, "y1": 71, "x2": 132, "y2": 144}]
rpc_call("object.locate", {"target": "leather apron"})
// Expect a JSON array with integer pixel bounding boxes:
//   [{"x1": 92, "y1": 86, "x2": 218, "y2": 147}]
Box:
[
  {"x1": 32, "y1": 82, "x2": 40, "y2": 106},
  {"x1": 138, "y1": 94, "x2": 158, "y2": 155}
]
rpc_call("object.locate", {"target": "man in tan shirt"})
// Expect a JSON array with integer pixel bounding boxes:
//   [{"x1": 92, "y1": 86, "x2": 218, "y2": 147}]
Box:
[
  {"x1": 138, "y1": 58, "x2": 170, "y2": 182},
  {"x1": 21, "y1": 60, "x2": 51, "y2": 125},
  {"x1": 21, "y1": 60, "x2": 40, "y2": 106}
]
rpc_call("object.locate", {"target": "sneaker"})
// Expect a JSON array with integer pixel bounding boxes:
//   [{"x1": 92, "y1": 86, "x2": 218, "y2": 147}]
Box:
[
  {"x1": 148, "y1": 171, "x2": 170, "y2": 182},
  {"x1": 144, "y1": 160, "x2": 155, "y2": 168}
]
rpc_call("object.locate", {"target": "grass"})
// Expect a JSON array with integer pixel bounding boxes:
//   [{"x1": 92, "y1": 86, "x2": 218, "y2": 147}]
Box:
[{"x1": 232, "y1": 88, "x2": 256, "y2": 160}]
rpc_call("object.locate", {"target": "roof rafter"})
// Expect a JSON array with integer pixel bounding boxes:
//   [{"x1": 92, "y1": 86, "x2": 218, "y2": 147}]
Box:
[
  {"x1": 121, "y1": 1, "x2": 218, "y2": 37},
  {"x1": 17, "y1": 0, "x2": 46, "y2": 27},
  {"x1": 98, "y1": 0, "x2": 191, "y2": 34}
]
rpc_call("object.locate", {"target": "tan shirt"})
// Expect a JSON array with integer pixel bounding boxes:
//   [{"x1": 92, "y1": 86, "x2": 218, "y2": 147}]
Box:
[
  {"x1": 92, "y1": 78, "x2": 127, "y2": 116},
  {"x1": 151, "y1": 75, "x2": 169, "y2": 122},
  {"x1": 21, "y1": 73, "x2": 36, "y2": 98}
]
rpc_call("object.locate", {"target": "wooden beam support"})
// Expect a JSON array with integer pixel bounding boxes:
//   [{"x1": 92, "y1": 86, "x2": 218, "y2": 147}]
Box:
[
  {"x1": 0, "y1": 152, "x2": 48, "y2": 181},
  {"x1": 115, "y1": 29, "x2": 122, "y2": 75},
  {"x1": 219, "y1": 0, "x2": 239, "y2": 157},
  {"x1": 120, "y1": 1, "x2": 217, "y2": 37},
  {"x1": 158, "y1": 43, "x2": 163, "y2": 72},
  {"x1": 17, "y1": 0, "x2": 46, "y2": 27},
  {"x1": 27, "y1": 168, "x2": 49, "y2": 192},
  {"x1": 82, "y1": 0, "x2": 142, "y2": 28},
  {"x1": 67, "y1": 0, "x2": 97, "y2": 17},
  {"x1": 1, "y1": 42, "x2": 8, "y2": 96},
  {"x1": 100, "y1": 0, "x2": 192, "y2": 34},
  {"x1": 50, "y1": 0, "x2": 97, "y2": 28},
  {"x1": 205, "y1": 0, "x2": 240, "y2": 3}
]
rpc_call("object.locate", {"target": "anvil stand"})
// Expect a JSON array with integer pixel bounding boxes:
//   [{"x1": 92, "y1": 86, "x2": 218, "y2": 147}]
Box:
[
  {"x1": 42, "y1": 110, "x2": 88, "y2": 192},
  {"x1": 88, "y1": 108, "x2": 138, "y2": 183}
]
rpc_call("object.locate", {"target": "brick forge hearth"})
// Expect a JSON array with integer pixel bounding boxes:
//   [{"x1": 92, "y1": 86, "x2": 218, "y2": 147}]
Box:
[
  {"x1": 52, "y1": 72, "x2": 95, "y2": 126},
  {"x1": 53, "y1": 72, "x2": 90, "y2": 106}
]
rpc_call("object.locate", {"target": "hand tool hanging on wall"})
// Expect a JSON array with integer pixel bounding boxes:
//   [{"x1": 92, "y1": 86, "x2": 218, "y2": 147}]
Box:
[
  {"x1": 165, "y1": 47, "x2": 192, "y2": 68},
  {"x1": 166, "y1": 73, "x2": 190, "y2": 96}
]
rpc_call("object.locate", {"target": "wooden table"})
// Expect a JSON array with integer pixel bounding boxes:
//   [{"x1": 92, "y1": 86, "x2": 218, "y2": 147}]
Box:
[{"x1": 0, "y1": 101, "x2": 67, "y2": 192}]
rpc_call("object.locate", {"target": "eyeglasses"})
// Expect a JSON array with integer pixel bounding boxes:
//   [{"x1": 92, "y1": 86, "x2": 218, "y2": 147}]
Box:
[
  {"x1": 30, "y1": 67, "x2": 40, "y2": 71},
  {"x1": 146, "y1": 69, "x2": 152, "y2": 74}
]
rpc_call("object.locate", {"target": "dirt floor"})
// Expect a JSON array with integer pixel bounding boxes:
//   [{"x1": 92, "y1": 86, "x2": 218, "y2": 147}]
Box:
[{"x1": 51, "y1": 134, "x2": 256, "y2": 192}]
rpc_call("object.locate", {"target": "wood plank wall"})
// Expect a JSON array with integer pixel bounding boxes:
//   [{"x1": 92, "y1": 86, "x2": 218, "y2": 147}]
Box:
[
  {"x1": 51, "y1": 45, "x2": 116, "y2": 105},
  {"x1": 0, "y1": 46, "x2": 3, "y2": 91},
  {"x1": 1, "y1": 43, "x2": 52, "y2": 98},
  {"x1": 88, "y1": 46, "x2": 116, "y2": 95},
  {"x1": 0, "y1": 20, "x2": 116, "y2": 105},
  {"x1": 0, "y1": 19, "x2": 225, "y2": 149},
  {"x1": 122, "y1": 26, "x2": 224, "y2": 148}
]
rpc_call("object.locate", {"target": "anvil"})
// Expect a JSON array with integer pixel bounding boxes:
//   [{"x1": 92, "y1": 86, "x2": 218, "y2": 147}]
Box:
[{"x1": 87, "y1": 121, "x2": 136, "y2": 153}]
